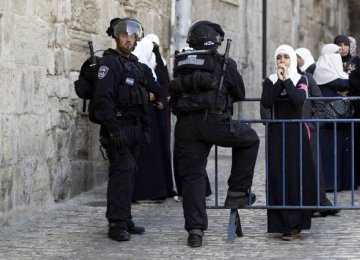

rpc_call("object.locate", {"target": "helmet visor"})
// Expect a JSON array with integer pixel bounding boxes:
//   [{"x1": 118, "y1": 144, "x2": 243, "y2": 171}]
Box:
[{"x1": 113, "y1": 20, "x2": 143, "y2": 39}]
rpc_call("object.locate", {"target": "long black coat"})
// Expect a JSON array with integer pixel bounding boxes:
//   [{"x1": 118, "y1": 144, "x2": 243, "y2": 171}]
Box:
[
  {"x1": 261, "y1": 76, "x2": 317, "y2": 234},
  {"x1": 349, "y1": 56, "x2": 360, "y2": 186},
  {"x1": 132, "y1": 65, "x2": 169, "y2": 201},
  {"x1": 318, "y1": 79, "x2": 352, "y2": 191}
]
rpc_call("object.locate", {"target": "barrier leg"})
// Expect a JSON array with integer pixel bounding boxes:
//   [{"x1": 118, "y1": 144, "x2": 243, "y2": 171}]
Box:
[
  {"x1": 235, "y1": 210, "x2": 243, "y2": 237},
  {"x1": 227, "y1": 209, "x2": 243, "y2": 243}
]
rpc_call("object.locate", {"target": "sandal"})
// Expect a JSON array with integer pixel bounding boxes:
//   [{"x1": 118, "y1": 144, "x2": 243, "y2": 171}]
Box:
[{"x1": 282, "y1": 229, "x2": 300, "y2": 241}]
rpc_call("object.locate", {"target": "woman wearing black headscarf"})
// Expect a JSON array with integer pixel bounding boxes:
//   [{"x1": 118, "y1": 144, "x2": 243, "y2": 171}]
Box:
[
  {"x1": 334, "y1": 35, "x2": 360, "y2": 188},
  {"x1": 349, "y1": 55, "x2": 360, "y2": 187}
]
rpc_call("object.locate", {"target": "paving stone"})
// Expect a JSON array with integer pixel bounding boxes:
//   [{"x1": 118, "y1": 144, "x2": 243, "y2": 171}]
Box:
[{"x1": 1, "y1": 133, "x2": 360, "y2": 259}]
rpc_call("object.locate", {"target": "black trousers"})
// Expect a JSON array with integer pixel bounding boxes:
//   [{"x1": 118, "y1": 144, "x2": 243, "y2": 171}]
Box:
[
  {"x1": 103, "y1": 122, "x2": 142, "y2": 230},
  {"x1": 174, "y1": 113, "x2": 260, "y2": 231}
]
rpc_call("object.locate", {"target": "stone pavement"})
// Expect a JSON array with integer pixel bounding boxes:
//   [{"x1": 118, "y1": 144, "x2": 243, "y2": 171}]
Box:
[{"x1": 1, "y1": 126, "x2": 360, "y2": 259}]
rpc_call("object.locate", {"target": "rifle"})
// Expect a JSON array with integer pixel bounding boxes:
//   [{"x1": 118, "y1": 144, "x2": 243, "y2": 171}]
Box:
[
  {"x1": 218, "y1": 39, "x2": 232, "y2": 91},
  {"x1": 214, "y1": 39, "x2": 232, "y2": 206},
  {"x1": 88, "y1": 41, "x2": 96, "y2": 68},
  {"x1": 81, "y1": 41, "x2": 95, "y2": 113}
]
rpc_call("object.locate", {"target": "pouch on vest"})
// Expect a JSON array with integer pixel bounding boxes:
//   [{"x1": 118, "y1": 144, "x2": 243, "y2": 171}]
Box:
[
  {"x1": 117, "y1": 62, "x2": 148, "y2": 116},
  {"x1": 173, "y1": 50, "x2": 216, "y2": 77}
]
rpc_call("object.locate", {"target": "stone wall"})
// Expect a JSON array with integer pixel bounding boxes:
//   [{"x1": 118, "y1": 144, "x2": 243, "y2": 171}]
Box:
[
  {"x1": 0, "y1": 0, "x2": 352, "y2": 225},
  {"x1": 0, "y1": 0, "x2": 171, "y2": 225}
]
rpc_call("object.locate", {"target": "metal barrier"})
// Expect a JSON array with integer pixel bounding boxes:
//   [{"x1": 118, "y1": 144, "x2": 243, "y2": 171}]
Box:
[{"x1": 207, "y1": 97, "x2": 360, "y2": 243}]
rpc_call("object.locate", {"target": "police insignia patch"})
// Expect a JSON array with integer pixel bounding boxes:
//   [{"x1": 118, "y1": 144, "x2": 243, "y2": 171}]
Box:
[{"x1": 98, "y1": 65, "x2": 109, "y2": 79}]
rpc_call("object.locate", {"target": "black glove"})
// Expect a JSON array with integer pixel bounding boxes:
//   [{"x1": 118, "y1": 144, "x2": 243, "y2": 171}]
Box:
[{"x1": 109, "y1": 133, "x2": 125, "y2": 148}]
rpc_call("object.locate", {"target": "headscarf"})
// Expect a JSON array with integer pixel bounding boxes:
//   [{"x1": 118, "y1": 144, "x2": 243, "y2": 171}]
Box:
[
  {"x1": 313, "y1": 43, "x2": 348, "y2": 85},
  {"x1": 295, "y1": 48, "x2": 315, "y2": 72},
  {"x1": 145, "y1": 33, "x2": 167, "y2": 66},
  {"x1": 348, "y1": 36, "x2": 357, "y2": 57},
  {"x1": 132, "y1": 37, "x2": 157, "y2": 79},
  {"x1": 334, "y1": 34, "x2": 352, "y2": 64},
  {"x1": 334, "y1": 34, "x2": 350, "y2": 46},
  {"x1": 268, "y1": 44, "x2": 301, "y2": 86},
  {"x1": 145, "y1": 34, "x2": 160, "y2": 46}
]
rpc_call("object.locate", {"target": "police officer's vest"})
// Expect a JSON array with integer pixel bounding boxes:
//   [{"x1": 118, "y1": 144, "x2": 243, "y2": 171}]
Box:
[
  {"x1": 116, "y1": 55, "x2": 149, "y2": 119},
  {"x1": 170, "y1": 50, "x2": 225, "y2": 115}
]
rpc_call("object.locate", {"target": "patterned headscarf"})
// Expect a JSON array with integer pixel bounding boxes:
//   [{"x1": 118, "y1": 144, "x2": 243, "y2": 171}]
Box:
[{"x1": 348, "y1": 36, "x2": 357, "y2": 56}]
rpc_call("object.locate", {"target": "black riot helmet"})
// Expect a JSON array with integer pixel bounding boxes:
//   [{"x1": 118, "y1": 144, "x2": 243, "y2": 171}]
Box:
[
  {"x1": 186, "y1": 20, "x2": 225, "y2": 50},
  {"x1": 106, "y1": 17, "x2": 144, "y2": 41}
]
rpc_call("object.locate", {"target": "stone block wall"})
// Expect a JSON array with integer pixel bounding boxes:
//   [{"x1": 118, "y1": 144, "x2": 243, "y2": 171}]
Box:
[
  {"x1": 0, "y1": 0, "x2": 171, "y2": 225},
  {"x1": 0, "y1": 0, "x2": 352, "y2": 225}
]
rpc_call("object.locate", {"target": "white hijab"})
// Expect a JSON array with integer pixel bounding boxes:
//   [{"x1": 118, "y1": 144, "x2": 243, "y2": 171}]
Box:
[
  {"x1": 132, "y1": 37, "x2": 157, "y2": 80},
  {"x1": 145, "y1": 33, "x2": 167, "y2": 66},
  {"x1": 313, "y1": 44, "x2": 348, "y2": 85},
  {"x1": 295, "y1": 47, "x2": 315, "y2": 72},
  {"x1": 268, "y1": 44, "x2": 301, "y2": 86}
]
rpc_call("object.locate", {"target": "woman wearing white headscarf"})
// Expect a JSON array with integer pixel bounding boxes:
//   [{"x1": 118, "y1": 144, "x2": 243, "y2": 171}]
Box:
[
  {"x1": 132, "y1": 38, "x2": 175, "y2": 202},
  {"x1": 261, "y1": 44, "x2": 317, "y2": 241},
  {"x1": 295, "y1": 47, "x2": 316, "y2": 75},
  {"x1": 144, "y1": 34, "x2": 177, "y2": 199},
  {"x1": 313, "y1": 44, "x2": 353, "y2": 192},
  {"x1": 313, "y1": 43, "x2": 349, "y2": 87}
]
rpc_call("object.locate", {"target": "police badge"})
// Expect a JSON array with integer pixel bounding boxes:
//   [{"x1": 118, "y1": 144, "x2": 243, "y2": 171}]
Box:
[{"x1": 98, "y1": 65, "x2": 109, "y2": 79}]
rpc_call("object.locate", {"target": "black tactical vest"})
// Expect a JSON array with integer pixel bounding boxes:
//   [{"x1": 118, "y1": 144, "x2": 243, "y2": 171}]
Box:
[
  {"x1": 170, "y1": 50, "x2": 225, "y2": 115},
  {"x1": 116, "y1": 55, "x2": 149, "y2": 119}
]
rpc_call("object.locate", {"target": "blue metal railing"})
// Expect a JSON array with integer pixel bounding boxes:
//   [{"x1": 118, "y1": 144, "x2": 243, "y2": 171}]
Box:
[
  {"x1": 208, "y1": 96, "x2": 360, "y2": 210},
  {"x1": 208, "y1": 96, "x2": 360, "y2": 243}
]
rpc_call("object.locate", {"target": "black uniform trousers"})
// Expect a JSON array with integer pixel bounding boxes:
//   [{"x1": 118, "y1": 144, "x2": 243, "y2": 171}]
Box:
[
  {"x1": 174, "y1": 113, "x2": 259, "y2": 231},
  {"x1": 104, "y1": 120, "x2": 142, "y2": 230}
]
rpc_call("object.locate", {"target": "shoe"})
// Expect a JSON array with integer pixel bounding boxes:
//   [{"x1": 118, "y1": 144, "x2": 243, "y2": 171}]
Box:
[
  {"x1": 224, "y1": 190, "x2": 256, "y2": 209},
  {"x1": 319, "y1": 209, "x2": 341, "y2": 217},
  {"x1": 282, "y1": 229, "x2": 300, "y2": 241},
  {"x1": 108, "y1": 223, "x2": 131, "y2": 241},
  {"x1": 174, "y1": 196, "x2": 183, "y2": 202},
  {"x1": 128, "y1": 225, "x2": 145, "y2": 234},
  {"x1": 187, "y1": 234, "x2": 202, "y2": 247}
]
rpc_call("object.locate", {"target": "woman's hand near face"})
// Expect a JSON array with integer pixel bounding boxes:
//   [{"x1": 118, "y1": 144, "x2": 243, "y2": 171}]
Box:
[
  {"x1": 277, "y1": 64, "x2": 288, "y2": 80},
  {"x1": 276, "y1": 52, "x2": 290, "y2": 81}
]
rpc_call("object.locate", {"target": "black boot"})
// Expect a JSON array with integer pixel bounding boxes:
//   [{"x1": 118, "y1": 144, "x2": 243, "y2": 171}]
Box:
[
  {"x1": 187, "y1": 234, "x2": 202, "y2": 247},
  {"x1": 128, "y1": 225, "x2": 145, "y2": 234},
  {"x1": 317, "y1": 199, "x2": 341, "y2": 217},
  {"x1": 224, "y1": 190, "x2": 256, "y2": 209},
  {"x1": 187, "y1": 229, "x2": 203, "y2": 247},
  {"x1": 108, "y1": 223, "x2": 131, "y2": 241},
  {"x1": 319, "y1": 208, "x2": 341, "y2": 217}
]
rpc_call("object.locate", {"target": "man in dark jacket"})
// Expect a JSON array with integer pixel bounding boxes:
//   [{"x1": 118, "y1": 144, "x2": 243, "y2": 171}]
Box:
[
  {"x1": 170, "y1": 20, "x2": 259, "y2": 247},
  {"x1": 93, "y1": 17, "x2": 161, "y2": 242}
]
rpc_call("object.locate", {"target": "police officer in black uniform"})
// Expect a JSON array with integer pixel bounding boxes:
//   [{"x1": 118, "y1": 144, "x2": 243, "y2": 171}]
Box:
[
  {"x1": 170, "y1": 20, "x2": 260, "y2": 247},
  {"x1": 93, "y1": 17, "x2": 161, "y2": 242}
]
